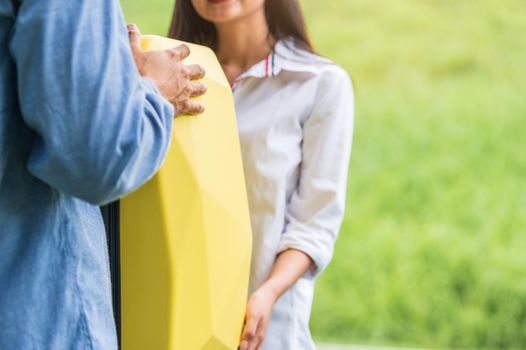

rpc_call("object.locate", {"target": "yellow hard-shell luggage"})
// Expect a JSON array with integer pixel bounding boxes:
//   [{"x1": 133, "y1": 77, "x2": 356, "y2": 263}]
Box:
[{"x1": 120, "y1": 35, "x2": 252, "y2": 350}]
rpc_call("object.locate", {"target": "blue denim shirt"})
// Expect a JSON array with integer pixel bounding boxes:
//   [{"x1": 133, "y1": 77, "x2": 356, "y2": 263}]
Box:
[{"x1": 0, "y1": 0, "x2": 174, "y2": 348}]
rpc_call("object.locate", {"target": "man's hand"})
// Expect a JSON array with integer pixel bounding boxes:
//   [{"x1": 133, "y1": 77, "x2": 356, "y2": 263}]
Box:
[{"x1": 127, "y1": 23, "x2": 207, "y2": 116}]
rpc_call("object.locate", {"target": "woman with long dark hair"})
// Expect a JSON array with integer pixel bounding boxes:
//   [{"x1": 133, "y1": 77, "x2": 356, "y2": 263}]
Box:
[{"x1": 169, "y1": 1, "x2": 354, "y2": 349}]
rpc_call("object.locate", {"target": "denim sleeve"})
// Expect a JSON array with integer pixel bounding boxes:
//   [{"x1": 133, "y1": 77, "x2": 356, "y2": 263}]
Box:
[{"x1": 9, "y1": 0, "x2": 174, "y2": 205}]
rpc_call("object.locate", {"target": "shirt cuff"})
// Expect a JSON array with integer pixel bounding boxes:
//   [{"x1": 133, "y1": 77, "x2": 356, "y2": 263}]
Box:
[
  {"x1": 278, "y1": 230, "x2": 333, "y2": 279},
  {"x1": 141, "y1": 77, "x2": 175, "y2": 116}
]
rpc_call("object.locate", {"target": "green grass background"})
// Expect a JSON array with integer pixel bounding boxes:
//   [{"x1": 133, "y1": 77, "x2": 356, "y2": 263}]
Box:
[{"x1": 119, "y1": 0, "x2": 526, "y2": 348}]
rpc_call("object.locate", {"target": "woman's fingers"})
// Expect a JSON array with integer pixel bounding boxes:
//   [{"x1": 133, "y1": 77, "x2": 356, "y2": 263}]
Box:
[
  {"x1": 239, "y1": 318, "x2": 257, "y2": 350},
  {"x1": 254, "y1": 321, "x2": 268, "y2": 350},
  {"x1": 249, "y1": 319, "x2": 267, "y2": 350},
  {"x1": 240, "y1": 314, "x2": 263, "y2": 350},
  {"x1": 239, "y1": 340, "x2": 248, "y2": 350},
  {"x1": 247, "y1": 324, "x2": 263, "y2": 350},
  {"x1": 240, "y1": 288, "x2": 276, "y2": 350},
  {"x1": 127, "y1": 23, "x2": 142, "y2": 55},
  {"x1": 243, "y1": 314, "x2": 259, "y2": 339}
]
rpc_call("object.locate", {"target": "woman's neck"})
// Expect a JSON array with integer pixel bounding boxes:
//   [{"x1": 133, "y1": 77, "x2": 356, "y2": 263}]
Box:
[{"x1": 215, "y1": 9, "x2": 275, "y2": 83}]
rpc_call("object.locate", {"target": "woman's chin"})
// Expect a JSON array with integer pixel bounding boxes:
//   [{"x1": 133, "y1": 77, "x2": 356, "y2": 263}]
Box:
[
  {"x1": 204, "y1": 12, "x2": 240, "y2": 24},
  {"x1": 201, "y1": 1, "x2": 242, "y2": 23}
]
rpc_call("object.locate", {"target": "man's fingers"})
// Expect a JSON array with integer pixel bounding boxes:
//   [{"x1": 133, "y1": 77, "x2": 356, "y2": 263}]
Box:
[
  {"x1": 175, "y1": 99, "x2": 205, "y2": 116},
  {"x1": 186, "y1": 64, "x2": 206, "y2": 81},
  {"x1": 127, "y1": 23, "x2": 142, "y2": 54},
  {"x1": 170, "y1": 44, "x2": 191, "y2": 61},
  {"x1": 189, "y1": 82, "x2": 207, "y2": 97}
]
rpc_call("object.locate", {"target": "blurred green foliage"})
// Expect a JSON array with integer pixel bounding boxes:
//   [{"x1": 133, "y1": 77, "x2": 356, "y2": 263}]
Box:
[{"x1": 120, "y1": 0, "x2": 526, "y2": 348}]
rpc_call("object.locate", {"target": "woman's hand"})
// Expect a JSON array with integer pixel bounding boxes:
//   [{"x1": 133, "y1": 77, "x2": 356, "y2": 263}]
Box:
[
  {"x1": 239, "y1": 284, "x2": 278, "y2": 350},
  {"x1": 239, "y1": 249, "x2": 314, "y2": 350},
  {"x1": 127, "y1": 23, "x2": 207, "y2": 116}
]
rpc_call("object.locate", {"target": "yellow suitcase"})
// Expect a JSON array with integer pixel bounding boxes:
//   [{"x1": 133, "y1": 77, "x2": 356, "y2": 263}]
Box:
[{"x1": 120, "y1": 35, "x2": 252, "y2": 350}]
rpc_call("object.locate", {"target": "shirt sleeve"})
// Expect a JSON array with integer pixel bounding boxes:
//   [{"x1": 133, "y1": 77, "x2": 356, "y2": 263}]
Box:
[
  {"x1": 278, "y1": 65, "x2": 354, "y2": 277},
  {"x1": 9, "y1": 0, "x2": 174, "y2": 205}
]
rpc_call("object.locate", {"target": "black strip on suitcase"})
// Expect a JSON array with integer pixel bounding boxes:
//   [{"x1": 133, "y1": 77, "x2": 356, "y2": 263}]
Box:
[{"x1": 101, "y1": 201, "x2": 121, "y2": 349}]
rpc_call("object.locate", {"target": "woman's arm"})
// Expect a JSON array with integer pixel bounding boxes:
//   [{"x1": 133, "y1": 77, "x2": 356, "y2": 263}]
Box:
[
  {"x1": 240, "y1": 65, "x2": 354, "y2": 350},
  {"x1": 278, "y1": 65, "x2": 354, "y2": 277},
  {"x1": 240, "y1": 249, "x2": 313, "y2": 350}
]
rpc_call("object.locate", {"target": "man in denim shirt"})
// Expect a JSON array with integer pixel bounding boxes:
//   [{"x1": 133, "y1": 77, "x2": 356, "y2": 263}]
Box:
[{"x1": 0, "y1": 0, "x2": 205, "y2": 348}]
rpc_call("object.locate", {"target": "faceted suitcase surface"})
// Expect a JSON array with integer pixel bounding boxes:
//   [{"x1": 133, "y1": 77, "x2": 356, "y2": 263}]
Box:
[{"x1": 120, "y1": 35, "x2": 252, "y2": 350}]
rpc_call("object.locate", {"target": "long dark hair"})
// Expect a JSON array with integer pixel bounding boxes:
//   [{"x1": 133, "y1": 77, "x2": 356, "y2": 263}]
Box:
[{"x1": 168, "y1": 0, "x2": 314, "y2": 53}]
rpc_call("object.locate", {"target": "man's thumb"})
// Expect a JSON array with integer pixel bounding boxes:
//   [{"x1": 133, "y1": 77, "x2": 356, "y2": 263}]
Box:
[{"x1": 127, "y1": 23, "x2": 142, "y2": 53}]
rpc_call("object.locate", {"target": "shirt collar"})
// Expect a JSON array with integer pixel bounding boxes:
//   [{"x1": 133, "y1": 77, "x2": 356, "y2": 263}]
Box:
[{"x1": 234, "y1": 38, "x2": 331, "y2": 83}]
